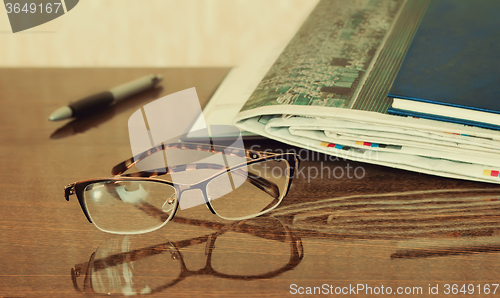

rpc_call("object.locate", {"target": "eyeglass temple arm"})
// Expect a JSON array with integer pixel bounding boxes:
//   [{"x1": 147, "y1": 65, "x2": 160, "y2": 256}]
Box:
[
  {"x1": 120, "y1": 163, "x2": 280, "y2": 199},
  {"x1": 244, "y1": 169, "x2": 280, "y2": 199},
  {"x1": 111, "y1": 142, "x2": 267, "y2": 176}
]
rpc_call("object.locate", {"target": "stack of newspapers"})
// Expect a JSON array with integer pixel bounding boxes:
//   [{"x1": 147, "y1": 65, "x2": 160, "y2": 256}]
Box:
[{"x1": 197, "y1": 0, "x2": 500, "y2": 184}]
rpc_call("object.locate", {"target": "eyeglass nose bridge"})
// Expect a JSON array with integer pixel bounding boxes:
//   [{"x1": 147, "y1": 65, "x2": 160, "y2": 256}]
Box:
[{"x1": 175, "y1": 183, "x2": 217, "y2": 215}]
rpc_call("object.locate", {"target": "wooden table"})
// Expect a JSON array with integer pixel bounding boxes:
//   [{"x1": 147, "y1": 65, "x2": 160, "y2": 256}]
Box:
[{"x1": 2, "y1": 68, "x2": 500, "y2": 297}]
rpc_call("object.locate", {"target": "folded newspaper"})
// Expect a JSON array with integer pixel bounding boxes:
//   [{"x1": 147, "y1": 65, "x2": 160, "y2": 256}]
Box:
[{"x1": 202, "y1": 0, "x2": 500, "y2": 184}]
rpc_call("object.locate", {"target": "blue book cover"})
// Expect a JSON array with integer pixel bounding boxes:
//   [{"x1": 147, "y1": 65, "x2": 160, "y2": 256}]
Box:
[{"x1": 387, "y1": 0, "x2": 500, "y2": 115}]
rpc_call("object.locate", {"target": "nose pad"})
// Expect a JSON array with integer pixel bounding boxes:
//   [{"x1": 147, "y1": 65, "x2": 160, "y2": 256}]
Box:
[{"x1": 162, "y1": 193, "x2": 177, "y2": 213}]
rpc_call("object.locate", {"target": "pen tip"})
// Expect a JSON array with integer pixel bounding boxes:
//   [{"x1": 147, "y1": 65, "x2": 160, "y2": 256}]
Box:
[{"x1": 49, "y1": 106, "x2": 73, "y2": 121}]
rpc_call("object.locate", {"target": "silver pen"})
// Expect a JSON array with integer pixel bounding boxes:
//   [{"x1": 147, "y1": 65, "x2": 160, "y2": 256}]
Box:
[{"x1": 49, "y1": 74, "x2": 163, "y2": 121}]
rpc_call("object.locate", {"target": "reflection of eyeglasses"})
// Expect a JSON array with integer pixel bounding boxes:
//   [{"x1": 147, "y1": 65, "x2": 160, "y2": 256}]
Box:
[
  {"x1": 64, "y1": 142, "x2": 299, "y2": 234},
  {"x1": 71, "y1": 218, "x2": 304, "y2": 295}
]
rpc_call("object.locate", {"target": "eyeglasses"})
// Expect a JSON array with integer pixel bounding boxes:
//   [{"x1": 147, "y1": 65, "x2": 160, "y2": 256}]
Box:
[
  {"x1": 70, "y1": 217, "x2": 304, "y2": 294},
  {"x1": 64, "y1": 142, "x2": 299, "y2": 234}
]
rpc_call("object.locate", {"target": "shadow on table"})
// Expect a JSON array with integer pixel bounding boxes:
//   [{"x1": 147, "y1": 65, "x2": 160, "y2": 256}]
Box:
[
  {"x1": 71, "y1": 217, "x2": 303, "y2": 295},
  {"x1": 50, "y1": 87, "x2": 163, "y2": 139}
]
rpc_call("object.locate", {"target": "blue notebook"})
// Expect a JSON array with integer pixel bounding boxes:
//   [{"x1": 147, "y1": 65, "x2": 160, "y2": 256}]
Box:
[
  {"x1": 387, "y1": 107, "x2": 500, "y2": 131},
  {"x1": 387, "y1": 0, "x2": 500, "y2": 128}
]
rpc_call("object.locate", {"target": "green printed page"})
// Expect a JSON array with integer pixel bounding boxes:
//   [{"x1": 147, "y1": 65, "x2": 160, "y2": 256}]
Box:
[{"x1": 239, "y1": 0, "x2": 428, "y2": 114}]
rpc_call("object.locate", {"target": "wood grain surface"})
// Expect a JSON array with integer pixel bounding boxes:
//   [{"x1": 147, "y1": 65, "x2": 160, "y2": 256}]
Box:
[{"x1": 1, "y1": 68, "x2": 500, "y2": 297}]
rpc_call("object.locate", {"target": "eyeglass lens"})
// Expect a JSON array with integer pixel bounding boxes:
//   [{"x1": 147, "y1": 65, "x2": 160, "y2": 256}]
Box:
[
  {"x1": 207, "y1": 158, "x2": 290, "y2": 219},
  {"x1": 83, "y1": 181, "x2": 178, "y2": 234},
  {"x1": 82, "y1": 158, "x2": 290, "y2": 233}
]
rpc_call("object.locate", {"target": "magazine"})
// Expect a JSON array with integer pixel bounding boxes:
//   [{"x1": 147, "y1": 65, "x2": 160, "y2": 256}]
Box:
[{"x1": 204, "y1": 0, "x2": 500, "y2": 184}]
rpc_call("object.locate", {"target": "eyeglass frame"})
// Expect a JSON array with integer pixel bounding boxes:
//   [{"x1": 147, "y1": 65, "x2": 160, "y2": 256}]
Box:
[{"x1": 64, "y1": 142, "x2": 299, "y2": 232}]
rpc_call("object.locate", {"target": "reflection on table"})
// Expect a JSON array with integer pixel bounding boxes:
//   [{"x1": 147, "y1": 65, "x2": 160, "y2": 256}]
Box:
[{"x1": 71, "y1": 218, "x2": 303, "y2": 295}]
